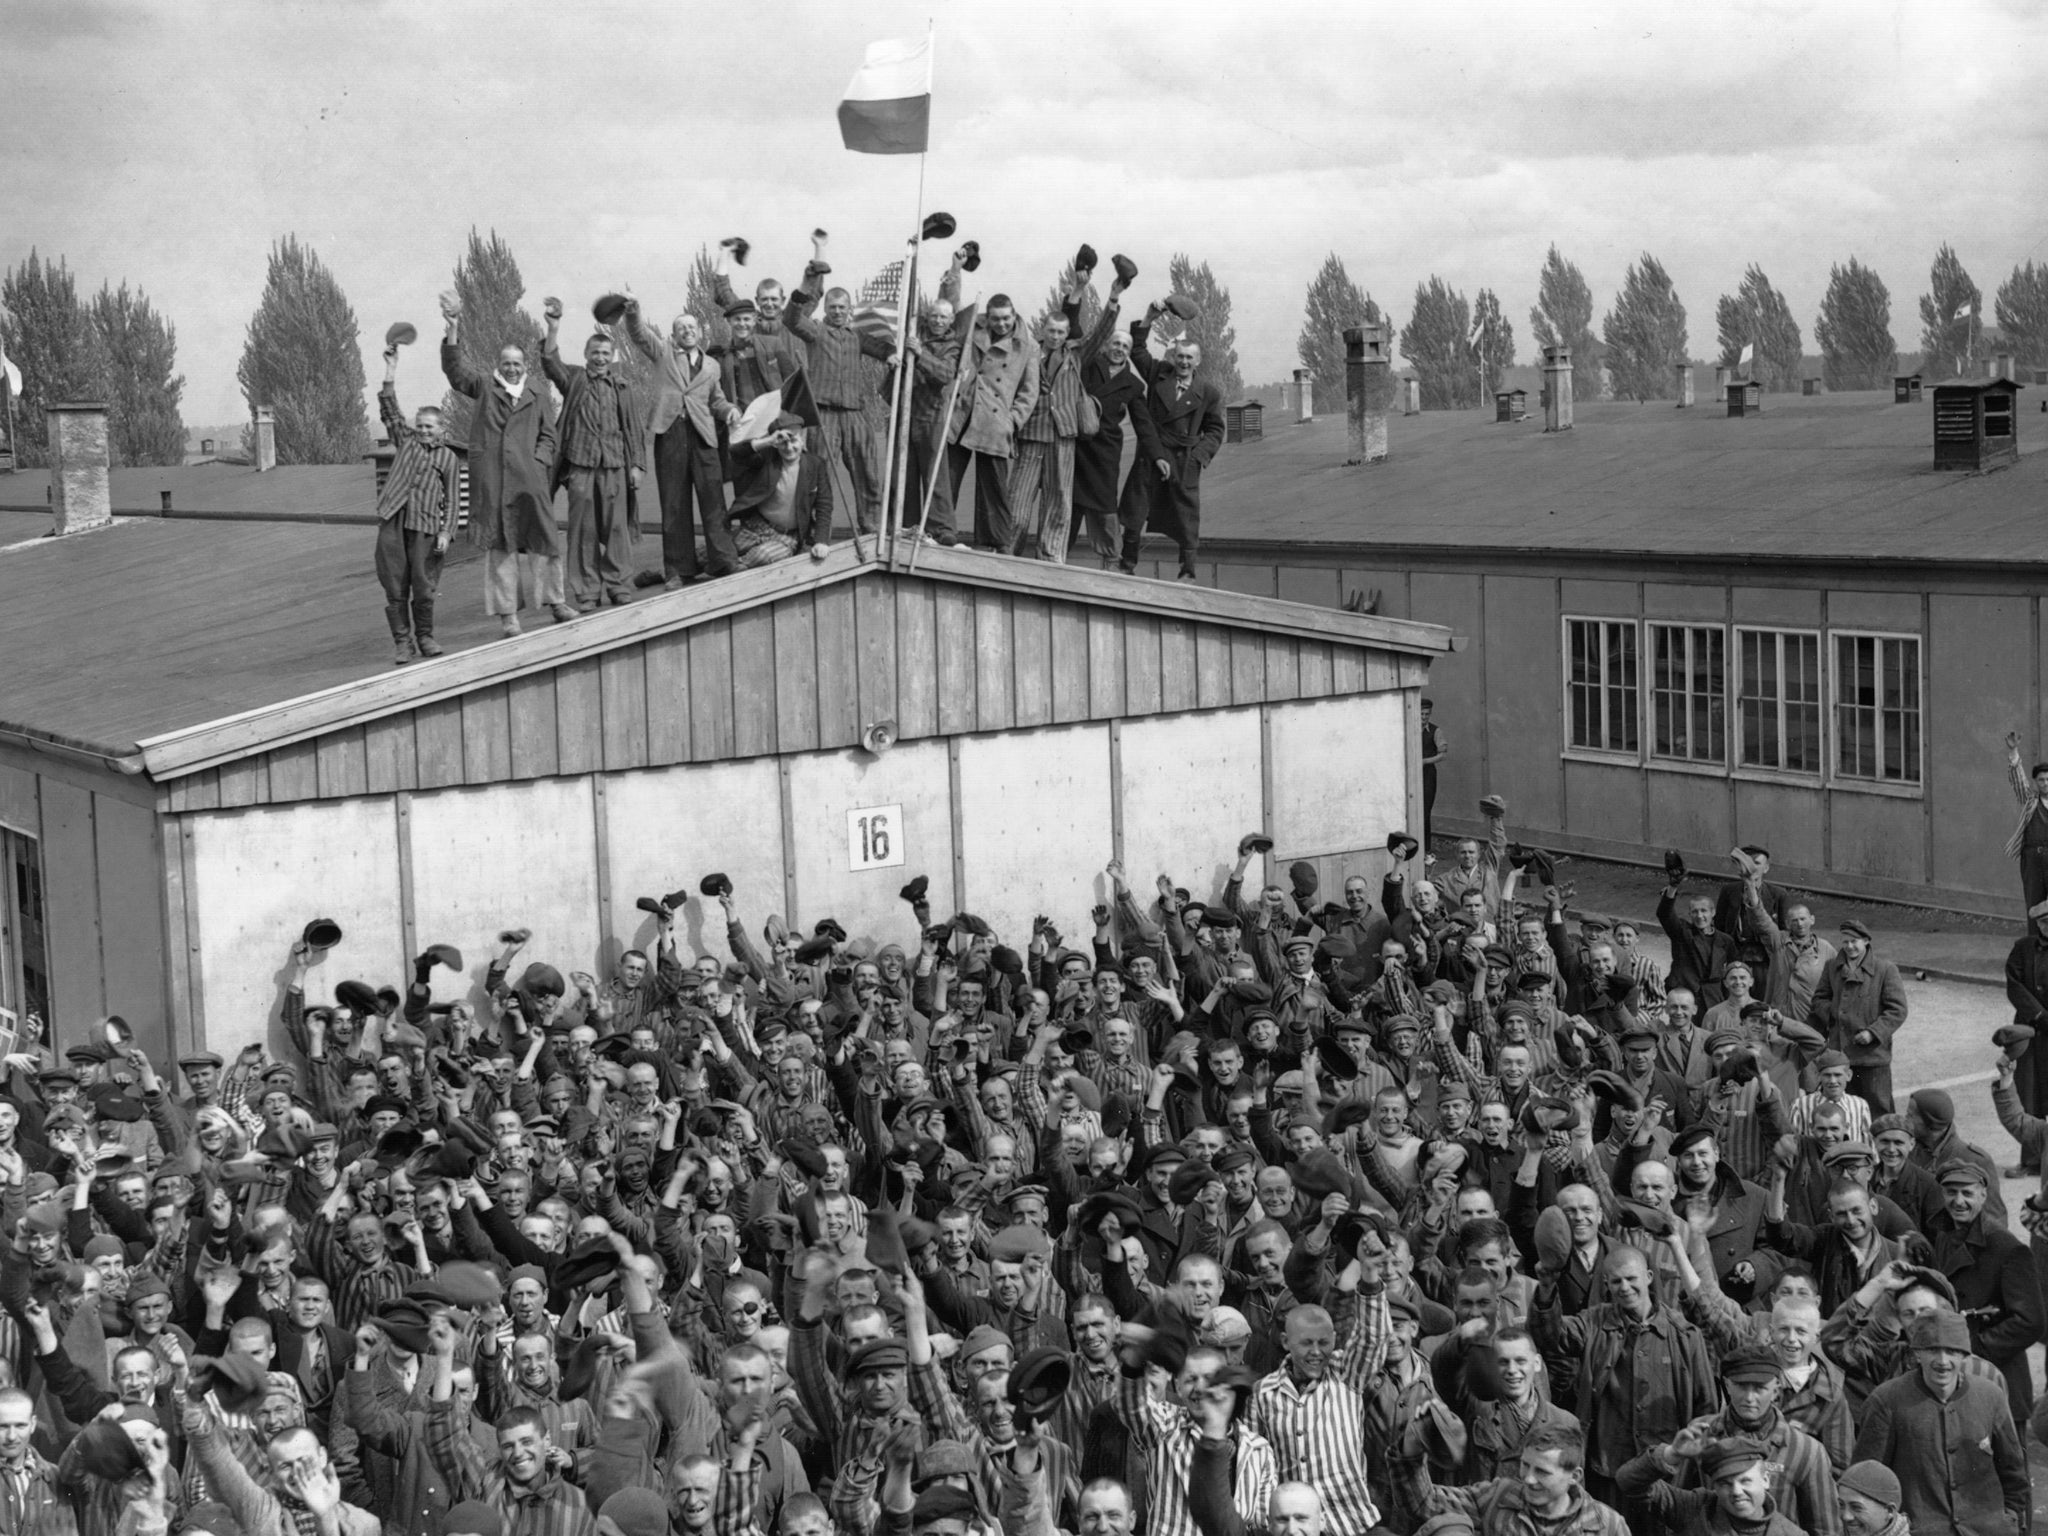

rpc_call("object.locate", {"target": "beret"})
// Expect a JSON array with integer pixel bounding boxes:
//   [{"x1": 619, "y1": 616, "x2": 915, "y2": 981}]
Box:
[
  {"x1": 1668, "y1": 1124, "x2": 1716, "y2": 1157},
  {"x1": 1202, "y1": 909, "x2": 1242, "y2": 931},
  {"x1": 1840, "y1": 919, "x2": 1872, "y2": 940},
  {"x1": 1435, "y1": 1078, "x2": 1473, "y2": 1104},
  {"x1": 1214, "y1": 1145, "x2": 1256, "y2": 1173},
  {"x1": 1204, "y1": 1305, "x2": 1252, "y2": 1341},
  {"x1": 1816, "y1": 1048, "x2": 1853, "y2": 1072}
]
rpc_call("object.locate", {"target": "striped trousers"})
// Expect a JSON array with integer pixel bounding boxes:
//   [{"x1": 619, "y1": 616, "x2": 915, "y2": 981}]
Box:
[{"x1": 1008, "y1": 436, "x2": 1076, "y2": 562}]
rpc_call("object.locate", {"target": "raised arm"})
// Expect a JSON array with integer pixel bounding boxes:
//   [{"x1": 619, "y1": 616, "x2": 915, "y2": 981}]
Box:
[{"x1": 621, "y1": 297, "x2": 667, "y2": 365}]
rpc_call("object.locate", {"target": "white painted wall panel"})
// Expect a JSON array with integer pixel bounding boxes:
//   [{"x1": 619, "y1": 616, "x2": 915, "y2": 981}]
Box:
[
  {"x1": 189, "y1": 798, "x2": 403, "y2": 1057},
  {"x1": 410, "y1": 779, "x2": 602, "y2": 1000},
  {"x1": 603, "y1": 760, "x2": 786, "y2": 966},
  {"x1": 1268, "y1": 694, "x2": 1409, "y2": 859},
  {"x1": 1118, "y1": 708, "x2": 1265, "y2": 905},
  {"x1": 788, "y1": 739, "x2": 954, "y2": 948},
  {"x1": 957, "y1": 724, "x2": 1113, "y2": 942}
]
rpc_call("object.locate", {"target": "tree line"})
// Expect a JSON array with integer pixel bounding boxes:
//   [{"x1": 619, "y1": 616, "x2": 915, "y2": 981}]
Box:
[
  {"x1": 4, "y1": 234, "x2": 2046, "y2": 466},
  {"x1": 0, "y1": 253, "x2": 187, "y2": 467},
  {"x1": 1296, "y1": 243, "x2": 2048, "y2": 410}
]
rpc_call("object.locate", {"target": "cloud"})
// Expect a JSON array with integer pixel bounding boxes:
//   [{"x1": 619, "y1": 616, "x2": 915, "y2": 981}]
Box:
[{"x1": 2, "y1": 0, "x2": 2044, "y2": 419}]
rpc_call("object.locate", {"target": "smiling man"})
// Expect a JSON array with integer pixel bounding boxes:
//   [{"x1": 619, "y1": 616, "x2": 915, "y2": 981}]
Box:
[
  {"x1": 373, "y1": 338, "x2": 462, "y2": 664},
  {"x1": 1853, "y1": 1309, "x2": 2028, "y2": 1536},
  {"x1": 441, "y1": 296, "x2": 566, "y2": 636},
  {"x1": 424, "y1": 1310, "x2": 596, "y2": 1536},
  {"x1": 623, "y1": 294, "x2": 739, "y2": 585}
]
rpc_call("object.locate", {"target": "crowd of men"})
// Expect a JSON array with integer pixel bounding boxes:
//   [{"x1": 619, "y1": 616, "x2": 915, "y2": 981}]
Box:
[
  {"x1": 370, "y1": 236, "x2": 1227, "y2": 664},
  {"x1": 0, "y1": 796, "x2": 2038, "y2": 1536}
]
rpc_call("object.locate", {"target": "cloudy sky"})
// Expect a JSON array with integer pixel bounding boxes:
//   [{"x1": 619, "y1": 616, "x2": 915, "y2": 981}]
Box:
[{"x1": 6, "y1": 0, "x2": 2046, "y2": 424}]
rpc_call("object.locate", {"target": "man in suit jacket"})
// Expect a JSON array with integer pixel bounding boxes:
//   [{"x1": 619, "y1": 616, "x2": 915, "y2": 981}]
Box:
[
  {"x1": 1129, "y1": 310, "x2": 1226, "y2": 580},
  {"x1": 440, "y1": 305, "x2": 567, "y2": 637},
  {"x1": 726, "y1": 414, "x2": 832, "y2": 569},
  {"x1": 1074, "y1": 306, "x2": 1151, "y2": 571},
  {"x1": 541, "y1": 315, "x2": 647, "y2": 611},
  {"x1": 623, "y1": 298, "x2": 739, "y2": 586}
]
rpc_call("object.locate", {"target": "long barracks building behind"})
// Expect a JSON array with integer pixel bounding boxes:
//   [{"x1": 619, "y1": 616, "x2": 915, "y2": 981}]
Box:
[{"x1": 1158, "y1": 377, "x2": 2046, "y2": 919}]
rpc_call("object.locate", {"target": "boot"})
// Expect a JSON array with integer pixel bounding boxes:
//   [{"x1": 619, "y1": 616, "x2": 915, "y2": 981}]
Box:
[
  {"x1": 412, "y1": 597, "x2": 444, "y2": 658},
  {"x1": 386, "y1": 602, "x2": 416, "y2": 665}
]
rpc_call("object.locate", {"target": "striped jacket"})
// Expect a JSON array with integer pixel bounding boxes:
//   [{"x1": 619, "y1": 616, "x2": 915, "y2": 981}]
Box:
[
  {"x1": 1245, "y1": 1289, "x2": 1393, "y2": 1534},
  {"x1": 1113, "y1": 1368, "x2": 1279, "y2": 1536},
  {"x1": 376, "y1": 385, "x2": 461, "y2": 537},
  {"x1": 2006, "y1": 751, "x2": 2048, "y2": 860}
]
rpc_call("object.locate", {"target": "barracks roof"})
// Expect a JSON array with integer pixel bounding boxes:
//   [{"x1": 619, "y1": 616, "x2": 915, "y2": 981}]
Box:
[{"x1": 1197, "y1": 385, "x2": 2044, "y2": 567}]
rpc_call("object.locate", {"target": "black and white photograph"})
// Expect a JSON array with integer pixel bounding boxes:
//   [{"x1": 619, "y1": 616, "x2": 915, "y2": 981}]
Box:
[{"x1": 1, "y1": 3, "x2": 2046, "y2": 1533}]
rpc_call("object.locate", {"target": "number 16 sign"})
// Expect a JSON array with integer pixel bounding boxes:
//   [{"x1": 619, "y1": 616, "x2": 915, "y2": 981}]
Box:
[{"x1": 847, "y1": 804, "x2": 905, "y2": 871}]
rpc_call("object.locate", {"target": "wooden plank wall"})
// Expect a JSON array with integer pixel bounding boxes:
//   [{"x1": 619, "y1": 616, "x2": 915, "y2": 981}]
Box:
[{"x1": 159, "y1": 574, "x2": 1427, "y2": 812}]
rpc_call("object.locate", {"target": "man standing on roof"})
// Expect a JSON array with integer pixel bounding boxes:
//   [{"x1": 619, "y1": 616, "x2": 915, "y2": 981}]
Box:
[
  {"x1": 439, "y1": 294, "x2": 570, "y2": 639},
  {"x1": 1127, "y1": 301, "x2": 1223, "y2": 582},
  {"x1": 374, "y1": 338, "x2": 461, "y2": 666},
  {"x1": 541, "y1": 308, "x2": 646, "y2": 612}
]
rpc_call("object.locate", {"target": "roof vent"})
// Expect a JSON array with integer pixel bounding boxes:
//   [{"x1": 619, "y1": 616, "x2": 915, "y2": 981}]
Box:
[{"x1": 1932, "y1": 376, "x2": 2021, "y2": 471}]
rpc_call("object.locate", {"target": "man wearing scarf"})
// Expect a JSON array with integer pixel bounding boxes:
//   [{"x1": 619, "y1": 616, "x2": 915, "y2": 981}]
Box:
[
  {"x1": 441, "y1": 299, "x2": 567, "y2": 637},
  {"x1": 183, "y1": 1394, "x2": 381, "y2": 1536}
]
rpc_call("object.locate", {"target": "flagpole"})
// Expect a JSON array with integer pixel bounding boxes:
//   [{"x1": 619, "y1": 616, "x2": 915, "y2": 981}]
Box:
[
  {"x1": 877, "y1": 230, "x2": 916, "y2": 574},
  {"x1": 903, "y1": 324, "x2": 972, "y2": 576}
]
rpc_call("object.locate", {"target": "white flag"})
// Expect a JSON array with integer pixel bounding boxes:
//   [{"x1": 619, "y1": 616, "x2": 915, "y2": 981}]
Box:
[
  {"x1": 1738, "y1": 342, "x2": 1755, "y2": 366},
  {"x1": 730, "y1": 388, "x2": 785, "y2": 447}
]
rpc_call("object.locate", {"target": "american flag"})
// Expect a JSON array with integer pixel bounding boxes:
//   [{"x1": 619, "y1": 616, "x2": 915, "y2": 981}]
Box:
[{"x1": 853, "y1": 260, "x2": 906, "y2": 343}]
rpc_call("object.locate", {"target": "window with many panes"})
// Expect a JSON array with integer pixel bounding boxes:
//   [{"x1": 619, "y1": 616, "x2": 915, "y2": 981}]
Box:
[
  {"x1": 1736, "y1": 628, "x2": 1822, "y2": 774},
  {"x1": 1649, "y1": 624, "x2": 1725, "y2": 763},
  {"x1": 1833, "y1": 633, "x2": 1921, "y2": 785},
  {"x1": 1565, "y1": 618, "x2": 1639, "y2": 754}
]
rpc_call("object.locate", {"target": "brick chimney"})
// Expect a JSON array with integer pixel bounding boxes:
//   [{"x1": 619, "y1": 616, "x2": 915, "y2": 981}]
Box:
[
  {"x1": 1344, "y1": 324, "x2": 1391, "y2": 464},
  {"x1": 1293, "y1": 367, "x2": 1313, "y2": 422},
  {"x1": 46, "y1": 402, "x2": 112, "y2": 536},
  {"x1": 253, "y1": 405, "x2": 276, "y2": 472},
  {"x1": 1675, "y1": 364, "x2": 1694, "y2": 407},
  {"x1": 1542, "y1": 346, "x2": 1574, "y2": 433}
]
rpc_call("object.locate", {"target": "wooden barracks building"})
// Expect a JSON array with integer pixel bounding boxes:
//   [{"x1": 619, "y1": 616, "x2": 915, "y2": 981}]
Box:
[
  {"x1": 1174, "y1": 358, "x2": 2041, "y2": 919},
  {"x1": 0, "y1": 436, "x2": 1449, "y2": 1061}
]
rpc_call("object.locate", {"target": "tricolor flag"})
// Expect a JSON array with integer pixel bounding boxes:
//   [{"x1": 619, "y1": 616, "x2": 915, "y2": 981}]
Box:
[
  {"x1": 1738, "y1": 342, "x2": 1755, "y2": 367},
  {"x1": 838, "y1": 35, "x2": 932, "y2": 155}
]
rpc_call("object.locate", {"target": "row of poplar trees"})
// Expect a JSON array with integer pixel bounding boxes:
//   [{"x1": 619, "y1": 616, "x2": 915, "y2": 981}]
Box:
[
  {"x1": 5, "y1": 236, "x2": 2045, "y2": 464},
  {"x1": 1296, "y1": 244, "x2": 2048, "y2": 411}
]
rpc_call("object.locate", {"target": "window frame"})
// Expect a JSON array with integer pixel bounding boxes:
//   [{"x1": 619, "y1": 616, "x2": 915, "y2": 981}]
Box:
[
  {"x1": 0, "y1": 823, "x2": 47, "y2": 1036},
  {"x1": 1646, "y1": 621, "x2": 1729, "y2": 767},
  {"x1": 1827, "y1": 629, "x2": 1924, "y2": 793},
  {"x1": 1733, "y1": 626, "x2": 1824, "y2": 781},
  {"x1": 1560, "y1": 615, "x2": 1642, "y2": 762}
]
